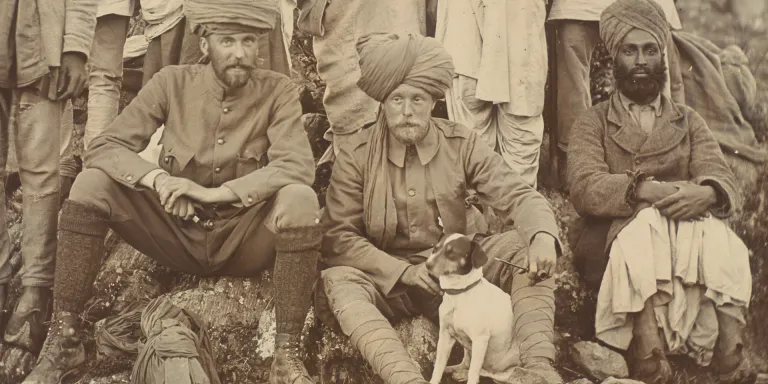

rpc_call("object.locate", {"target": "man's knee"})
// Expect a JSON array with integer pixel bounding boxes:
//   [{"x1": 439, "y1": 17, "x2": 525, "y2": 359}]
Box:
[
  {"x1": 68, "y1": 168, "x2": 119, "y2": 209},
  {"x1": 272, "y1": 184, "x2": 321, "y2": 229},
  {"x1": 320, "y1": 266, "x2": 377, "y2": 303}
]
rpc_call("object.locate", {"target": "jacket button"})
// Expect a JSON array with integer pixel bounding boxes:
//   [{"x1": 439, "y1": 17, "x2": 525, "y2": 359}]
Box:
[
  {"x1": 126, "y1": 175, "x2": 133, "y2": 182},
  {"x1": 635, "y1": 159, "x2": 641, "y2": 165},
  {"x1": 215, "y1": 167, "x2": 221, "y2": 173},
  {"x1": 410, "y1": 225, "x2": 417, "y2": 233},
  {"x1": 217, "y1": 138, "x2": 225, "y2": 145},
  {"x1": 223, "y1": 107, "x2": 230, "y2": 114},
  {"x1": 247, "y1": 197, "x2": 254, "y2": 204},
  {"x1": 408, "y1": 189, "x2": 416, "y2": 197},
  {"x1": 164, "y1": 157, "x2": 170, "y2": 163}
]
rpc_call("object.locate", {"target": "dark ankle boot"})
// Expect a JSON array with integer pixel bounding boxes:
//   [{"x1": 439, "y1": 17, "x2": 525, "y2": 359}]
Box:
[
  {"x1": 21, "y1": 312, "x2": 85, "y2": 384},
  {"x1": 269, "y1": 333, "x2": 314, "y2": 384}
]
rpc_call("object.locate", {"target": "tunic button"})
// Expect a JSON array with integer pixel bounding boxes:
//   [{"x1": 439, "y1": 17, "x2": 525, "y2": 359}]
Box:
[
  {"x1": 203, "y1": 220, "x2": 215, "y2": 230},
  {"x1": 126, "y1": 175, "x2": 133, "y2": 182},
  {"x1": 223, "y1": 107, "x2": 230, "y2": 113},
  {"x1": 635, "y1": 159, "x2": 641, "y2": 165},
  {"x1": 215, "y1": 167, "x2": 221, "y2": 173},
  {"x1": 408, "y1": 189, "x2": 416, "y2": 197},
  {"x1": 410, "y1": 225, "x2": 417, "y2": 233},
  {"x1": 247, "y1": 197, "x2": 254, "y2": 204},
  {"x1": 164, "y1": 157, "x2": 170, "y2": 163},
  {"x1": 217, "y1": 138, "x2": 225, "y2": 145}
]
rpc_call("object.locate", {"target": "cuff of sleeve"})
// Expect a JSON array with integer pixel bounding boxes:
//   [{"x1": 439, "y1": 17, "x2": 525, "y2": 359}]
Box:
[
  {"x1": 139, "y1": 169, "x2": 168, "y2": 190},
  {"x1": 380, "y1": 261, "x2": 413, "y2": 298},
  {"x1": 530, "y1": 230, "x2": 564, "y2": 258},
  {"x1": 221, "y1": 179, "x2": 261, "y2": 207},
  {"x1": 63, "y1": 37, "x2": 91, "y2": 61},
  {"x1": 695, "y1": 177, "x2": 734, "y2": 218},
  {"x1": 114, "y1": 163, "x2": 162, "y2": 190},
  {"x1": 625, "y1": 170, "x2": 649, "y2": 207}
]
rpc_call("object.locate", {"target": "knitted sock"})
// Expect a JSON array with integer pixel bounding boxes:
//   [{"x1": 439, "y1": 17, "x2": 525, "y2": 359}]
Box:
[
  {"x1": 274, "y1": 226, "x2": 321, "y2": 335},
  {"x1": 510, "y1": 275, "x2": 556, "y2": 363},
  {"x1": 349, "y1": 304, "x2": 427, "y2": 384},
  {"x1": 53, "y1": 201, "x2": 109, "y2": 315}
]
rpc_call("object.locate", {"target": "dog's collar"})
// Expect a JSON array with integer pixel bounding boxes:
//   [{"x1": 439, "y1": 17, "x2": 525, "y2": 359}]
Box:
[
  {"x1": 439, "y1": 268, "x2": 484, "y2": 295},
  {"x1": 442, "y1": 278, "x2": 482, "y2": 295}
]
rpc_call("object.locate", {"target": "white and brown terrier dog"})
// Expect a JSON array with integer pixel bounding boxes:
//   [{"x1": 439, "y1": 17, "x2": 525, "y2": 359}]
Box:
[{"x1": 425, "y1": 233, "x2": 520, "y2": 384}]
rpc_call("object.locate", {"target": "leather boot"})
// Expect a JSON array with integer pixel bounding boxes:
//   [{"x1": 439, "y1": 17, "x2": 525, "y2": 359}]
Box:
[
  {"x1": 21, "y1": 312, "x2": 85, "y2": 384},
  {"x1": 269, "y1": 333, "x2": 314, "y2": 384}
]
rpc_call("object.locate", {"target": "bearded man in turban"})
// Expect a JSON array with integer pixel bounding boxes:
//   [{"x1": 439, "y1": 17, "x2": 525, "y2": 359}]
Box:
[
  {"x1": 22, "y1": 1, "x2": 320, "y2": 383},
  {"x1": 318, "y1": 33, "x2": 564, "y2": 384},
  {"x1": 567, "y1": 1, "x2": 756, "y2": 383}
]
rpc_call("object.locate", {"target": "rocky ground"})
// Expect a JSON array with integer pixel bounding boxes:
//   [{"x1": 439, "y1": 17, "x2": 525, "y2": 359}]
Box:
[{"x1": 2, "y1": 2, "x2": 768, "y2": 384}]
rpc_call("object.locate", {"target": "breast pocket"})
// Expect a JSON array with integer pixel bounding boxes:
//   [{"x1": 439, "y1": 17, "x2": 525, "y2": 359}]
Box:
[
  {"x1": 159, "y1": 135, "x2": 194, "y2": 176},
  {"x1": 235, "y1": 136, "x2": 270, "y2": 178}
]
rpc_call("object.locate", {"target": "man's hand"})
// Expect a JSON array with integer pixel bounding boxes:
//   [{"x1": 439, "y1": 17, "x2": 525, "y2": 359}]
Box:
[
  {"x1": 167, "y1": 196, "x2": 197, "y2": 220},
  {"x1": 526, "y1": 233, "x2": 557, "y2": 282},
  {"x1": 635, "y1": 180, "x2": 679, "y2": 204},
  {"x1": 57, "y1": 52, "x2": 88, "y2": 100},
  {"x1": 399, "y1": 263, "x2": 442, "y2": 296},
  {"x1": 154, "y1": 174, "x2": 212, "y2": 210},
  {"x1": 654, "y1": 181, "x2": 717, "y2": 221}
]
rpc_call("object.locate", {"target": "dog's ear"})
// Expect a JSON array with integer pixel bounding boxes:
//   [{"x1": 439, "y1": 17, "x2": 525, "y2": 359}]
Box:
[{"x1": 470, "y1": 240, "x2": 488, "y2": 269}]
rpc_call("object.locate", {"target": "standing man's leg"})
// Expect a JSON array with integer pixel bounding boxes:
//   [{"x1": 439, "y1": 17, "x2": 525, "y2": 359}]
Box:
[
  {"x1": 3, "y1": 88, "x2": 65, "y2": 354},
  {"x1": 496, "y1": 110, "x2": 545, "y2": 188},
  {"x1": 0, "y1": 89, "x2": 14, "y2": 315},
  {"x1": 85, "y1": 14, "x2": 130, "y2": 149},
  {"x1": 554, "y1": 20, "x2": 600, "y2": 153}
]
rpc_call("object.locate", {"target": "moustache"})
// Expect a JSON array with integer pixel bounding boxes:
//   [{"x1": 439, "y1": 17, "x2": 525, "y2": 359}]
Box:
[
  {"x1": 393, "y1": 119, "x2": 426, "y2": 128},
  {"x1": 225, "y1": 63, "x2": 255, "y2": 71}
]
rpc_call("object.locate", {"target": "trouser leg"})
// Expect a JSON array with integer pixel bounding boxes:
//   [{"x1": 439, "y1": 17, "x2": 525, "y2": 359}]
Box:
[
  {"x1": 496, "y1": 109, "x2": 545, "y2": 188},
  {"x1": 445, "y1": 75, "x2": 498, "y2": 154},
  {"x1": 59, "y1": 100, "x2": 77, "y2": 180},
  {"x1": 0, "y1": 89, "x2": 13, "y2": 285},
  {"x1": 555, "y1": 20, "x2": 600, "y2": 151},
  {"x1": 319, "y1": 266, "x2": 429, "y2": 384},
  {"x1": 480, "y1": 230, "x2": 556, "y2": 364},
  {"x1": 85, "y1": 14, "x2": 129, "y2": 150},
  {"x1": 15, "y1": 89, "x2": 64, "y2": 287}
]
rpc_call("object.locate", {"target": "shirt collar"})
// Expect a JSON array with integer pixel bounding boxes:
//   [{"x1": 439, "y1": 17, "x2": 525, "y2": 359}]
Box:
[
  {"x1": 619, "y1": 91, "x2": 663, "y2": 117},
  {"x1": 387, "y1": 124, "x2": 439, "y2": 168}
]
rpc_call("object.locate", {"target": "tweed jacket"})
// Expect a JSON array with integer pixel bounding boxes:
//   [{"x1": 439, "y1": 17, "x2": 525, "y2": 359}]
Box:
[
  {"x1": 567, "y1": 92, "x2": 741, "y2": 271},
  {"x1": 322, "y1": 118, "x2": 561, "y2": 295}
]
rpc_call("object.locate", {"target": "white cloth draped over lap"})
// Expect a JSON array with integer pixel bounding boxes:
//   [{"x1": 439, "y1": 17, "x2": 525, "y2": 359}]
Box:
[{"x1": 596, "y1": 207, "x2": 751, "y2": 366}]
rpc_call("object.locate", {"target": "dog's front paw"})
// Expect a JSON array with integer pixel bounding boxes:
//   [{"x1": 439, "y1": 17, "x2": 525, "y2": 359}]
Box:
[{"x1": 445, "y1": 364, "x2": 469, "y2": 382}]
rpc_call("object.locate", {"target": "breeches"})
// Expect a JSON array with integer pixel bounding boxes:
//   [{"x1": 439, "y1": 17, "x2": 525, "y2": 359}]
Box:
[{"x1": 68, "y1": 168, "x2": 321, "y2": 276}]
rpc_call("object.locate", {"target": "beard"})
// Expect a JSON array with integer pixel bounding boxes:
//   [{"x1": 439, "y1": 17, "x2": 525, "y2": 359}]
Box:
[
  {"x1": 389, "y1": 117, "x2": 430, "y2": 145},
  {"x1": 211, "y1": 57, "x2": 255, "y2": 89},
  {"x1": 614, "y1": 61, "x2": 667, "y2": 104}
]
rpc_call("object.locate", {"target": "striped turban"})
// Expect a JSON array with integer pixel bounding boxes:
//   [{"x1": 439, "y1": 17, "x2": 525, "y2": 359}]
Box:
[
  {"x1": 600, "y1": 0, "x2": 670, "y2": 58},
  {"x1": 185, "y1": 0, "x2": 280, "y2": 36},
  {"x1": 356, "y1": 33, "x2": 454, "y2": 103}
]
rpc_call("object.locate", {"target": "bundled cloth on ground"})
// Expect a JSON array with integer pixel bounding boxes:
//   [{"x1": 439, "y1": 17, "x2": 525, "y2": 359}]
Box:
[
  {"x1": 596, "y1": 207, "x2": 751, "y2": 366},
  {"x1": 671, "y1": 31, "x2": 767, "y2": 163},
  {"x1": 95, "y1": 297, "x2": 220, "y2": 384}
]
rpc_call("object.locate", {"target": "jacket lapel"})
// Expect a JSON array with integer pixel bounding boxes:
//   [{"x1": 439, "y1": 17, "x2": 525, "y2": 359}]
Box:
[
  {"x1": 608, "y1": 93, "x2": 686, "y2": 157},
  {"x1": 637, "y1": 96, "x2": 686, "y2": 156}
]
